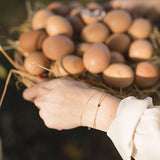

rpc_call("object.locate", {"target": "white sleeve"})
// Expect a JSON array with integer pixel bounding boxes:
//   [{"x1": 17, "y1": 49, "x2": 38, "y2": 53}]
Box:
[{"x1": 107, "y1": 96, "x2": 160, "y2": 160}]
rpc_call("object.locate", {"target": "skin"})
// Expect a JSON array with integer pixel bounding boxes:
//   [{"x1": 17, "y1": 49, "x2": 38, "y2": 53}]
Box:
[
  {"x1": 23, "y1": 0, "x2": 160, "y2": 132},
  {"x1": 23, "y1": 78, "x2": 120, "y2": 132}
]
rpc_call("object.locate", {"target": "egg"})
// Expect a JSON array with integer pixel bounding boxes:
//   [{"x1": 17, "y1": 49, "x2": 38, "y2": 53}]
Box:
[
  {"x1": 128, "y1": 18, "x2": 152, "y2": 39},
  {"x1": 86, "y1": 2, "x2": 103, "y2": 11},
  {"x1": 105, "y1": 33, "x2": 131, "y2": 53},
  {"x1": 32, "y1": 9, "x2": 53, "y2": 30},
  {"x1": 24, "y1": 51, "x2": 50, "y2": 75},
  {"x1": 69, "y1": 7, "x2": 83, "y2": 16},
  {"x1": 135, "y1": 61, "x2": 159, "y2": 88},
  {"x1": 42, "y1": 35, "x2": 74, "y2": 60},
  {"x1": 83, "y1": 43, "x2": 111, "y2": 73},
  {"x1": 76, "y1": 43, "x2": 91, "y2": 56},
  {"x1": 129, "y1": 40, "x2": 154, "y2": 60},
  {"x1": 103, "y1": 63, "x2": 134, "y2": 88},
  {"x1": 80, "y1": 9, "x2": 106, "y2": 24},
  {"x1": 110, "y1": 51, "x2": 126, "y2": 64},
  {"x1": 103, "y1": 9, "x2": 132, "y2": 33},
  {"x1": 81, "y1": 22, "x2": 110, "y2": 43},
  {"x1": 19, "y1": 29, "x2": 48, "y2": 53},
  {"x1": 67, "y1": 16, "x2": 85, "y2": 33},
  {"x1": 54, "y1": 55, "x2": 85, "y2": 76},
  {"x1": 46, "y1": 15, "x2": 73, "y2": 38},
  {"x1": 68, "y1": 1, "x2": 82, "y2": 10},
  {"x1": 47, "y1": 2, "x2": 69, "y2": 16}
]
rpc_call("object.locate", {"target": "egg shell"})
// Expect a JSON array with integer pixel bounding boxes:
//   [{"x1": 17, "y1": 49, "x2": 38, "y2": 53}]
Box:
[
  {"x1": 67, "y1": 16, "x2": 85, "y2": 33},
  {"x1": 68, "y1": 1, "x2": 82, "y2": 10},
  {"x1": 81, "y1": 12, "x2": 100, "y2": 25},
  {"x1": 46, "y1": 15, "x2": 73, "y2": 38},
  {"x1": 19, "y1": 30, "x2": 48, "y2": 53},
  {"x1": 69, "y1": 7, "x2": 83, "y2": 16},
  {"x1": 105, "y1": 33, "x2": 131, "y2": 53},
  {"x1": 42, "y1": 35, "x2": 74, "y2": 60},
  {"x1": 86, "y1": 2, "x2": 103, "y2": 11},
  {"x1": 83, "y1": 43, "x2": 111, "y2": 73},
  {"x1": 80, "y1": 9, "x2": 104, "y2": 24},
  {"x1": 54, "y1": 55, "x2": 85, "y2": 76},
  {"x1": 47, "y1": 2, "x2": 69, "y2": 15},
  {"x1": 103, "y1": 9, "x2": 132, "y2": 33},
  {"x1": 103, "y1": 63, "x2": 134, "y2": 88},
  {"x1": 24, "y1": 51, "x2": 50, "y2": 75},
  {"x1": 129, "y1": 40, "x2": 154, "y2": 61},
  {"x1": 128, "y1": 18, "x2": 152, "y2": 39},
  {"x1": 110, "y1": 51, "x2": 126, "y2": 64},
  {"x1": 76, "y1": 43, "x2": 91, "y2": 56},
  {"x1": 81, "y1": 22, "x2": 110, "y2": 43},
  {"x1": 135, "y1": 61, "x2": 159, "y2": 88},
  {"x1": 32, "y1": 9, "x2": 53, "y2": 30}
]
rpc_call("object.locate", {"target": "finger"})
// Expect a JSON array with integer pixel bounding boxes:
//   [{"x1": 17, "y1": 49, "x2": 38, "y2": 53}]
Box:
[
  {"x1": 37, "y1": 76, "x2": 50, "y2": 83},
  {"x1": 23, "y1": 84, "x2": 50, "y2": 102},
  {"x1": 33, "y1": 97, "x2": 45, "y2": 109},
  {"x1": 23, "y1": 78, "x2": 59, "y2": 101}
]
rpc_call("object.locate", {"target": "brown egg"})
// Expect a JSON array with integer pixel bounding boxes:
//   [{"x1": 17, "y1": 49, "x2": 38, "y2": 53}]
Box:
[
  {"x1": 86, "y1": 2, "x2": 103, "y2": 11},
  {"x1": 81, "y1": 22, "x2": 110, "y2": 43},
  {"x1": 47, "y1": 2, "x2": 69, "y2": 15},
  {"x1": 32, "y1": 9, "x2": 53, "y2": 30},
  {"x1": 129, "y1": 40, "x2": 154, "y2": 60},
  {"x1": 46, "y1": 15, "x2": 73, "y2": 38},
  {"x1": 54, "y1": 55, "x2": 85, "y2": 76},
  {"x1": 69, "y1": 7, "x2": 83, "y2": 16},
  {"x1": 110, "y1": 51, "x2": 126, "y2": 64},
  {"x1": 76, "y1": 43, "x2": 91, "y2": 56},
  {"x1": 135, "y1": 61, "x2": 159, "y2": 88},
  {"x1": 42, "y1": 35, "x2": 74, "y2": 60},
  {"x1": 103, "y1": 63, "x2": 134, "y2": 88},
  {"x1": 67, "y1": 16, "x2": 85, "y2": 33},
  {"x1": 103, "y1": 9, "x2": 132, "y2": 33},
  {"x1": 83, "y1": 43, "x2": 111, "y2": 73},
  {"x1": 105, "y1": 33, "x2": 131, "y2": 53},
  {"x1": 24, "y1": 51, "x2": 50, "y2": 75},
  {"x1": 80, "y1": 9, "x2": 106, "y2": 24},
  {"x1": 19, "y1": 30, "x2": 48, "y2": 53},
  {"x1": 128, "y1": 18, "x2": 152, "y2": 39},
  {"x1": 68, "y1": 1, "x2": 82, "y2": 10}
]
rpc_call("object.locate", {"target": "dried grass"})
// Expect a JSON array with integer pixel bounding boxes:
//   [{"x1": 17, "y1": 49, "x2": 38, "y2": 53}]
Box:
[{"x1": 0, "y1": 1, "x2": 160, "y2": 106}]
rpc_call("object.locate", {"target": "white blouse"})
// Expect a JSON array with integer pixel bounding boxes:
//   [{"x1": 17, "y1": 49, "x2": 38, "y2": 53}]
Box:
[{"x1": 107, "y1": 96, "x2": 160, "y2": 160}]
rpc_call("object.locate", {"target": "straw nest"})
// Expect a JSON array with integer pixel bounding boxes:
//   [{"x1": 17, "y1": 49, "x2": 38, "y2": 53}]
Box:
[{"x1": 0, "y1": 1, "x2": 160, "y2": 106}]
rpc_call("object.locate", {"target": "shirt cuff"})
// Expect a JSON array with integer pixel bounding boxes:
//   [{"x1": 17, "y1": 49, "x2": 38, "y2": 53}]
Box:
[{"x1": 107, "y1": 96, "x2": 153, "y2": 160}]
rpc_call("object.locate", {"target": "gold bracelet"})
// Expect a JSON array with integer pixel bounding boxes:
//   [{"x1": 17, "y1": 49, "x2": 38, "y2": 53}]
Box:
[
  {"x1": 93, "y1": 93, "x2": 106, "y2": 129},
  {"x1": 80, "y1": 92, "x2": 97, "y2": 126}
]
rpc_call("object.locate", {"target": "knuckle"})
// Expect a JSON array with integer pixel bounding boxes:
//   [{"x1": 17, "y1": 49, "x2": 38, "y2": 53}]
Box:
[
  {"x1": 22, "y1": 89, "x2": 29, "y2": 100},
  {"x1": 38, "y1": 110, "x2": 44, "y2": 119},
  {"x1": 34, "y1": 98, "x2": 41, "y2": 107},
  {"x1": 44, "y1": 119, "x2": 54, "y2": 129}
]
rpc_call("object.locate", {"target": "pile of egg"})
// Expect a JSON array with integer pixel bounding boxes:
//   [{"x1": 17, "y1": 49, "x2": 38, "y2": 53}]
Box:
[{"x1": 18, "y1": 1, "x2": 159, "y2": 89}]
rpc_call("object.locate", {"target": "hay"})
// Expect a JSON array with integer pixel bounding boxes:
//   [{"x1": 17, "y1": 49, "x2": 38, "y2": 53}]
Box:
[{"x1": 0, "y1": 1, "x2": 160, "y2": 106}]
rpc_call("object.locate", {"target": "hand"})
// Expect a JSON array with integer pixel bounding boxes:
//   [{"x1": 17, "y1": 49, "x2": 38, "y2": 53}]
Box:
[
  {"x1": 23, "y1": 78, "x2": 120, "y2": 131},
  {"x1": 23, "y1": 78, "x2": 98, "y2": 130}
]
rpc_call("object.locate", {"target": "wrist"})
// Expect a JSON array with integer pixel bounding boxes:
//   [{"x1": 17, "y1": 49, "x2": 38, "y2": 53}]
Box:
[{"x1": 82, "y1": 91, "x2": 120, "y2": 132}]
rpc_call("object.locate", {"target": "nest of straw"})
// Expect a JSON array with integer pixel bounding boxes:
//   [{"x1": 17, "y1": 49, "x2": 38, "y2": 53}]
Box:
[{"x1": 1, "y1": 1, "x2": 160, "y2": 105}]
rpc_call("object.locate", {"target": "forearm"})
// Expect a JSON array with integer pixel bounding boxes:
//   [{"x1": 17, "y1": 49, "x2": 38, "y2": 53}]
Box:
[{"x1": 82, "y1": 91, "x2": 120, "y2": 132}]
